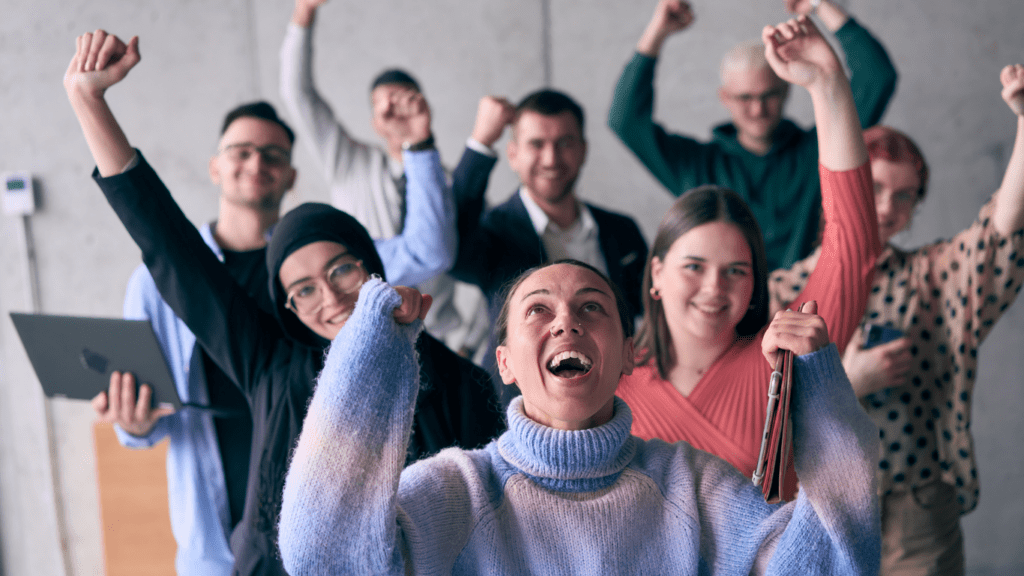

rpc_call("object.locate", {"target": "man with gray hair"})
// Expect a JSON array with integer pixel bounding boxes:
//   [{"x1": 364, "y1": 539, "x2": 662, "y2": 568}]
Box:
[{"x1": 609, "y1": 0, "x2": 897, "y2": 269}]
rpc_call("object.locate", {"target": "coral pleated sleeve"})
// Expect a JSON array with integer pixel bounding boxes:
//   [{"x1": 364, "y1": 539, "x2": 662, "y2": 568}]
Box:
[{"x1": 617, "y1": 163, "x2": 880, "y2": 499}]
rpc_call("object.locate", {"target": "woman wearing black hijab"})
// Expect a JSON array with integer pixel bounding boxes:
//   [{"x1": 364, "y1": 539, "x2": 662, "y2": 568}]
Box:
[{"x1": 67, "y1": 30, "x2": 503, "y2": 576}]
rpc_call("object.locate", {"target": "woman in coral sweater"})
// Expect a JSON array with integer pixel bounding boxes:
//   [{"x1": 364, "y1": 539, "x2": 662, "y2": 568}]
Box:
[{"x1": 615, "y1": 12, "x2": 880, "y2": 499}]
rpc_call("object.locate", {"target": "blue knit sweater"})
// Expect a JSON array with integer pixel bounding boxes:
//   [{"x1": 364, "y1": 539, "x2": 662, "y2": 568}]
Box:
[{"x1": 279, "y1": 279, "x2": 881, "y2": 575}]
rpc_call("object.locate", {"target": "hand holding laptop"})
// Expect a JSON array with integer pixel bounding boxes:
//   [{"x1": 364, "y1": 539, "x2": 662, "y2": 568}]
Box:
[{"x1": 91, "y1": 371, "x2": 175, "y2": 437}]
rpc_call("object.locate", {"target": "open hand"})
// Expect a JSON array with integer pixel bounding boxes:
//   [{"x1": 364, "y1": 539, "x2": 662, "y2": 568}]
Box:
[
  {"x1": 64, "y1": 30, "x2": 140, "y2": 100},
  {"x1": 91, "y1": 371, "x2": 174, "y2": 437},
  {"x1": 393, "y1": 286, "x2": 432, "y2": 325},
  {"x1": 470, "y1": 96, "x2": 515, "y2": 148},
  {"x1": 762, "y1": 16, "x2": 841, "y2": 89},
  {"x1": 761, "y1": 300, "x2": 830, "y2": 366},
  {"x1": 842, "y1": 327, "x2": 913, "y2": 397},
  {"x1": 1001, "y1": 64, "x2": 1024, "y2": 117}
]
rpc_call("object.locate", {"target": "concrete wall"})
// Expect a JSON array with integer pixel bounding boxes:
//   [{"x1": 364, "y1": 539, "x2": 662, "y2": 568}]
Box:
[{"x1": 1, "y1": 0, "x2": 1021, "y2": 574}]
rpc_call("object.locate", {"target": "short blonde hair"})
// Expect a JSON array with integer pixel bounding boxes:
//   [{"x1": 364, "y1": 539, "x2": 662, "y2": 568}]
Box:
[{"x1": 720, "y1": 40, "x2": 770, "y2": 84}]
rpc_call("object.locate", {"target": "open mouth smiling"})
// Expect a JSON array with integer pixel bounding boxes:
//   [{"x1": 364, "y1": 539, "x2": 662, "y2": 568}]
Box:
[{"x1": 546, "y1": 350, "x2": 593, "y2": 378}]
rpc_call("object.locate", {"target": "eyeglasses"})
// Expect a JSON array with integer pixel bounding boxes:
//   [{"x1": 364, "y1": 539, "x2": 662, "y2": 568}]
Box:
[
  {"x1": 285, "y1": 257, "x2": 365, "y2": 315},
  {"x1": 220, "y1": 142, "x2": 292, "y2": 167},
  {"x1": 727, "y1": 87, "x2": 787, "y2": 106}
]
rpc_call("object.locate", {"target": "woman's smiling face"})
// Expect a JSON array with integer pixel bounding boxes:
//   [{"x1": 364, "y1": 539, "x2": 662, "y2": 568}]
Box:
[
  {"x1": 495, "y1": 263, "x2": 634, "y2": 431},
  {"x1": 650, "y1": 221, "x2": 755, "y2": 349},
  {"x1": 277, "y1": 241, "x2": 369, "y2": 340}
]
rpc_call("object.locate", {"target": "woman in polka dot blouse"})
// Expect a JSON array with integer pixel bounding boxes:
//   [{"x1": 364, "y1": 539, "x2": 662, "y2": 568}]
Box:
[{"x1": 769, "y1": 64, "x2": 1024, "y2": 575}]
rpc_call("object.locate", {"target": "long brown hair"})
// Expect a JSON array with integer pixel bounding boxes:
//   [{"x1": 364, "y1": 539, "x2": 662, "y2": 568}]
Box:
[{"x1": 635, "y1": 186, "x2": 769, "y2": 379}]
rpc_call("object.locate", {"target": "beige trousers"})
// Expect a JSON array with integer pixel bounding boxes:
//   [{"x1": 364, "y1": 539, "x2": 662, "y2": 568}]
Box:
[{"x1": 881, "y1": 481, "x2": 964, "y2": 576}]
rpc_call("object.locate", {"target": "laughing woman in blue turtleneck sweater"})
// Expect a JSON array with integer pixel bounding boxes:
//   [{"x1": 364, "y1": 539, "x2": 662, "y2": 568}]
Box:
[{"x1": 279, "y1": 255, "x2": 881, "y2": 574}]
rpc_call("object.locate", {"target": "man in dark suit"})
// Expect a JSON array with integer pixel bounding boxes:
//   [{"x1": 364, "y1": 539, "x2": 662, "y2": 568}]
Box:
[{"x1": 451, "y1": 89, "x2": 648, "y2": 403}]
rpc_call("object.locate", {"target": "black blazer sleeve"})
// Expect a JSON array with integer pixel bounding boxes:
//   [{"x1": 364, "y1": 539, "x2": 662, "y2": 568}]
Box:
[
  {"x1": 592, "y1": 206, "x2": 649, "y2": 322},
  {"x1": 93, "y1": 152, "x2": 282, "y2": 398},
  {"x1": 451, "y1": 146, "x2": 499, "y2": 288}
]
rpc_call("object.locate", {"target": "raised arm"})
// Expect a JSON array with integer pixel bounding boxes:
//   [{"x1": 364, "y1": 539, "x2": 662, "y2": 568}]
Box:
[
  {"x1": 63, "y1": 30, "x2": 139, "y2": 176},
  {"x1": 636, "y1": 0, "x2": 694, "y2": 58},
  {"x1": 65, "y1": 31, "x2": 282, "y2": 397},
  {"x1": 280, "y1": 0, "x2": 365, "y2": 183},
  {"x1": 608, "y1": 0, "x2": 713, "y2": 196},
  {"x1": 279, "y1": 280, "x2": 422, "y2": 575},
  {"x1": 469, "y1": 95, "x2": 515, "y2": 153},
  {"x1": 764, "y1": 16, "x2": 866, "y2": 171},
  {"x1": 373, "y1": 93, "x2": 453, "y2": 286},
  {"x1": 827, "y1": 2, "x2": 899, "y2": 129},
  {"x1": 449, "y1": 97, "x2": 508, "y2": 287},
  {"x1": 763, "y1": 16, "x2": 879, "y2": 353},
  {"x1": 67, "y1": 32, "x2": 173, "y2": 437},
  {"x1": 994, "y1": 64, "x2": 1024, "y2": 236},
  {"x1": 787, "y1": 0, "x2": 897, "y2": 130},
  {"x1": 785, "y1": 0, "x2": 849, "y2": 34}
]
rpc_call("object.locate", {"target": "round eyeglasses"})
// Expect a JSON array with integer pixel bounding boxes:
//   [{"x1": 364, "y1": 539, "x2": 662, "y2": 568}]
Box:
[{"x1": 285, "y1": 257, "x2": 365, "y2": 315}]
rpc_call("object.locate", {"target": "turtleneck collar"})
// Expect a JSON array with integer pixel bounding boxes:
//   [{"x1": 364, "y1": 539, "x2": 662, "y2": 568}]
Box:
[{"x1": 496, "y1": 396, "x2": 638, "y2": 492}]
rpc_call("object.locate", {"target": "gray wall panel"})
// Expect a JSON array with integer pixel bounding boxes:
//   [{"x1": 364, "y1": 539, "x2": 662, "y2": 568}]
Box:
[{"x1": 0, "y1": 1, "x2": 1021, "y2": 574}]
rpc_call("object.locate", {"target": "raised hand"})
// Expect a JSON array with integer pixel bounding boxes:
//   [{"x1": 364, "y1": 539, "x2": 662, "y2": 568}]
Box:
[
  {"x1": 841, "y1": 328, "x2": 913, "y2": 397},
  {"x1": 637, "y1": 0, "x2": 695, "y2": 56},
  {"x1": 91, "y1": 371, "x2": 175, "y2": 437},
  {"x1": 292, "y1": 0, "x2": 329, "y2": 27},
  {"x1": 393, "y1": 286, "x2": 432, "y2": 324},
  {"x1": 375, "y1": 88, "x2": 432, "y2": 147},
  {"x1": 761, "y1": 300, "x2": 830, "y2": 366},
  {"x1": 783, "y1": 0, "x2": 849, "y2": 32},
  {"x1": 650, "y1": 0, "x2": 694, "y2": 36},
  {"x1": 762, "y1": 16, "x2": 842, "y2": 89},
  {"x1": 993, "y1": 63, "x2": 1024, "y2": 240},
  {"x1": 64, "y1": 30, "x2": 140, "y2": 100},
  {"x1": 1001, "y1": 64, "x2": 1024, "y2": 117},
  {"x1": 470, "y1": 96, "x2": 515, "y2": 148},
  {"x1": 784, "y1": 0, "x2": 816, "y2": 16}
]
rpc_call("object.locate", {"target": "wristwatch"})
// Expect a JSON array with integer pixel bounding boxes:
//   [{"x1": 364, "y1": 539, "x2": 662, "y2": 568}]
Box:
[{"x1": 402, "y1": 134, "x2": 435, "y2": 152}]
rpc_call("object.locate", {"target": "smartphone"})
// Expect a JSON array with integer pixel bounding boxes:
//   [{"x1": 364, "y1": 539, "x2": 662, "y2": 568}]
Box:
[{"x1": 864, "y1": 324, "x2": 904, "y2": 349}]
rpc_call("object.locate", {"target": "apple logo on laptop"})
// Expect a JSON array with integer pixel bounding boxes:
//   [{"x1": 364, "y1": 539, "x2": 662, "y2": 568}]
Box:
[{"x1": 80, "y1": 349, "x2": 109, "y2": 375}]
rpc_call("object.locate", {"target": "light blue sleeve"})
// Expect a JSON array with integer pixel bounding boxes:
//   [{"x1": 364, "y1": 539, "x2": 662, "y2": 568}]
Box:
[
  {"x1": 278, "y1": 279, "x2": 421, "y2": 575},
  {"x1": 681, "y1": 345, "x2": 880, "y2": 574},
  {"x1": 766, "y1": 345, "x2": 881, "y2": 574},
  {"x1": 115, "y1": 264, "x2": 187, "y2": 448},
  {"x1": 374, "y1": 149, "x2": 456, "y2": 286}
]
